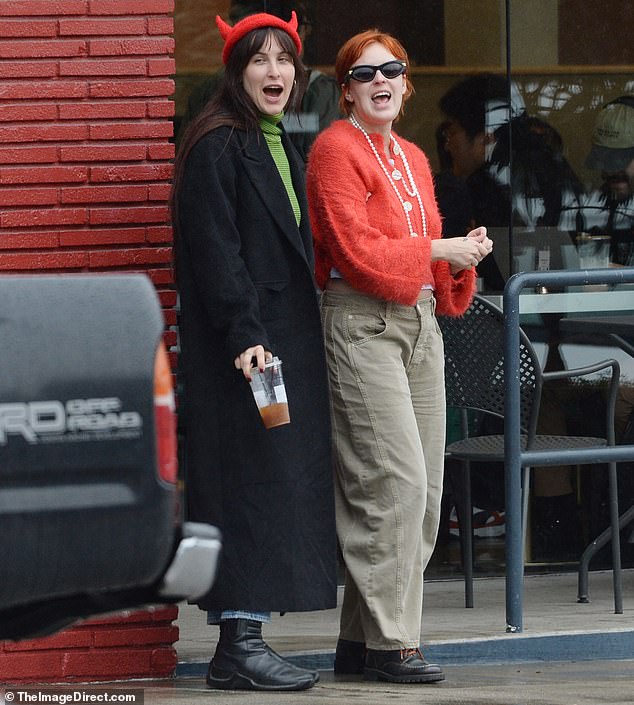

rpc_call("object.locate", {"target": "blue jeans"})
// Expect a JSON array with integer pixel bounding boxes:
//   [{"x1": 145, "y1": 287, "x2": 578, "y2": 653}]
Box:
[{"x1": 207, "y1": 610, "x2": 271, "y2": 625}]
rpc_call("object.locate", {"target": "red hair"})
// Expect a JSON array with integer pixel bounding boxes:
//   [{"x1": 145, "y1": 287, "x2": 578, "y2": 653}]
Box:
[{"x1": 335, "y1": 29, "x2": 414, "y2": 119}]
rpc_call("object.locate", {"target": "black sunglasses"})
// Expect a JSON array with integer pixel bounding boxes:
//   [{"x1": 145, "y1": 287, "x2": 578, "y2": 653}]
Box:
[{"x1": 345, "y1": 60, "x2": 407, "y2": 83}]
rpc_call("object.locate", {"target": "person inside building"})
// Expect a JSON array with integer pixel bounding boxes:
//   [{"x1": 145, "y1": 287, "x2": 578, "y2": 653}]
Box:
[
  {"x1": 584, "y1": 95, "x2": 634, "y2": 539},
  {"x1": 438, "y1": 73, "x2": 585, "y2": 289},
  {"x1": 170, "y1": 10, "x2": 337, "y2": 692},
  {"x1": 584, "y1": 95, "x2": 634, "y2": 266},
  {"x1": 584, "y1": 95, "x2": 634, "y2": 440},
  {"x1": 438, "y1": 76, "x2": 516, "y2": 225},
  {"x1": 306, "y1": 29, "x2": 492, "y2": 684},
  {"x1": 438, "y1": 74, "x2": 590, "y2": 561},
  {"x1": 176, "y1": 0, "x2": 340, "y2": 161}
]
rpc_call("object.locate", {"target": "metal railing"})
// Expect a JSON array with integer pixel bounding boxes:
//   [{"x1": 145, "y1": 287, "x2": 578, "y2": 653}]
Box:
[{"x1": 503, "y1": 267, "x2": 634, "y2": 632}]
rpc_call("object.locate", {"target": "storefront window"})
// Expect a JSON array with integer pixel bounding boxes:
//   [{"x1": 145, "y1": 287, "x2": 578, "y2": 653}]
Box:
[{"x1": 173, "y1": 1, "x2": 634, "y2": 573}]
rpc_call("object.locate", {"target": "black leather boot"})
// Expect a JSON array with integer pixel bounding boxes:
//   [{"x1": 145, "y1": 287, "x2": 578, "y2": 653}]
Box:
[
  {"x1": 206, "y1": 619, "x2": 319, "y2": 691},
  {"x1": 364, "y1": 647, "x2": 445, "y2": 683},
  {"x1": 334, "y1": 638, "x2": 366, "y2": 675}
]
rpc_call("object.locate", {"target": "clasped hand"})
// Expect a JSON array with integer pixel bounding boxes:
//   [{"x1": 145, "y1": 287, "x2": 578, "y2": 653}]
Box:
[{"x1": 432, "y1": 226, "x2": 493, "y2": 274}]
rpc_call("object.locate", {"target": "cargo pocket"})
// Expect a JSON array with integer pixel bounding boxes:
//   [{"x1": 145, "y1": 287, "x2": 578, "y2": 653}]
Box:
[{"x1": 344, "y1": 310, "x2": 388, "y2": 346}]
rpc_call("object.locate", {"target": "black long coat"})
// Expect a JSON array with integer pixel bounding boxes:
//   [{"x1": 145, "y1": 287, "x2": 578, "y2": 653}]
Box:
[{"x1": 175, "y1": 125, "x2": 337, "y2": 613}]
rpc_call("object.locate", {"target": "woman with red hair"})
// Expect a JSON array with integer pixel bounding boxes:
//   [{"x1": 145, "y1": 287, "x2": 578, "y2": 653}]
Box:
[{"x1": 307, "y1": 30, "x2": 492, "y2": 684}]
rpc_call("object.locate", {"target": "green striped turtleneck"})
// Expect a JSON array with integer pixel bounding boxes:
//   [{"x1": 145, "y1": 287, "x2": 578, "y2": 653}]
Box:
[{"x1": 259, "y1": 112, "x2": 301, "y2": 226}]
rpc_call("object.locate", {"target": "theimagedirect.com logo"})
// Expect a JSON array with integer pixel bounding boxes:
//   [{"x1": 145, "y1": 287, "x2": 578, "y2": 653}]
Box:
[{"x1": 2, "y1": 689, "x2": 143, "y2": 704}]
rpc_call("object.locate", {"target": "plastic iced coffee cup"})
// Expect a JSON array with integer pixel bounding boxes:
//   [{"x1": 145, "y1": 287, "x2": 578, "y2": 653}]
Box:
[{"x1": 249, "y1": 357, "x2": 290, "y2": 429}]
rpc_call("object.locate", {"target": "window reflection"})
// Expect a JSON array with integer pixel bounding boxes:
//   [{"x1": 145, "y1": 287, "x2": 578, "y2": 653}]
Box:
[{"x1": 172, "y1": 0, "x2": 634, "y2": 571}]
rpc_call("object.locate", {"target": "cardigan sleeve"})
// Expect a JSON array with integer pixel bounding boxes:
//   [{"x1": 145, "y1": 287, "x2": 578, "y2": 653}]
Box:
[
  {"x1": 177, "y1": 131, "x2": 271, "y2": 359},
  {"x1": 432, "y1": 260, "x2": 476, "y2": 316},
  {"x1": 386, "y1": 139, "x2": 476, "y2": 315},
  {"x1": 307, "y1": 126, "x2": 433, "y2": 305}
]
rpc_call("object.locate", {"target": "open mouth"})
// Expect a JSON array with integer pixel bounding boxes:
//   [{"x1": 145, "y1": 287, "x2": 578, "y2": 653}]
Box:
[
  {"x1": 372, "y1": 91, "x2": 391, "y2": 104},
  {"x1": 263, "y1": 85, "x2": 284, "y2": 97}
]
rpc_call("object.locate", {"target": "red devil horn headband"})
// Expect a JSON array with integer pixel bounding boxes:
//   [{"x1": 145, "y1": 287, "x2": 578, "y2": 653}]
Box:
[{"x1": 215, "y1": 11, "x2": 302, "y2": 65}]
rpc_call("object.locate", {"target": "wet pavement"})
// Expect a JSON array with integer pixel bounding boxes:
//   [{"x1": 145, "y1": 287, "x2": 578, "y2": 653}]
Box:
[
  {"x1": 161, "y1": 570, "x2": 634, "y2": 704},
  {"x1": 32, "y1": 659, "x2": 634, "y2": 705},
  {"x1": 176, "y1": 570, "x2": 634, "y2": 670},
  {"x1": 6, "y1": 571, "x2": 632, "y2": 704}
]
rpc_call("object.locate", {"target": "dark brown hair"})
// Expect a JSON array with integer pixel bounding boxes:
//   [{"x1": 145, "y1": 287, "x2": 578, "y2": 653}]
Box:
[{"x1": 170, "y1": 27, "x2": 307, "y2": 232}]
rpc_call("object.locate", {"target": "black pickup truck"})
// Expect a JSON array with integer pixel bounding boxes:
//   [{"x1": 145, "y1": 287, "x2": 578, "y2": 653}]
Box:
[{"x1": 0, "y1": 274, "x2": 220, "y2": 640}]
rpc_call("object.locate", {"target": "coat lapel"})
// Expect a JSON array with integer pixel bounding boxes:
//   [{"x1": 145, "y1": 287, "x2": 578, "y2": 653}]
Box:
[
  {"x1": 239, "y1": 130, "x2": 310, "y2": 265},
  {"x1": 284, "y1": 130, "x2": 315, "y2": 272}
]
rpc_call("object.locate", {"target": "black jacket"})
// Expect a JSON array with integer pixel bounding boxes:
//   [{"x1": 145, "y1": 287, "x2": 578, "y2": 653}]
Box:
[{"x1": 175, "y1": 125, "x2": 337, "y2": 612}]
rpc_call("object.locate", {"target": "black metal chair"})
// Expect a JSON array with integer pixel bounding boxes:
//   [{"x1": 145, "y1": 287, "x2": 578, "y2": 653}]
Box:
[{"x1": 438, "y1": 295, "x2": 621, "y2": 608}]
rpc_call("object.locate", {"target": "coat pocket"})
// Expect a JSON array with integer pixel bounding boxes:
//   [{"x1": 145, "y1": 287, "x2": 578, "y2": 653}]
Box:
[{"x1": 255, "y1": 280, "x2": 289, "y2": 321}]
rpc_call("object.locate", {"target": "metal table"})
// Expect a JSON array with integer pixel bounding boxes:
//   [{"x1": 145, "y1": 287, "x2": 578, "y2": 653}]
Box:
[{"x1": 559, "y1": 314, "x2": 634, "y2": 357}]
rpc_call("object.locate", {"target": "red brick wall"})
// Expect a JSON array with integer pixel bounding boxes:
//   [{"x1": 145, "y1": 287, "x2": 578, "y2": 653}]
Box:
[
  {"x1": 0, "y1": 0, "x2": 177, "y2": 343},
  {"x1": 0, "y1": 606, "x2": 179, "y2": 684},
  {"x1": 0, "y1": 0, "x2": 179, "y2": 683}
]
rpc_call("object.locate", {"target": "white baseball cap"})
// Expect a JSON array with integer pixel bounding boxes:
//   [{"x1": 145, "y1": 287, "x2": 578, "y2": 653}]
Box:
[{"x1": 585, "y1": 96, "x2": 634, "y2": 172}]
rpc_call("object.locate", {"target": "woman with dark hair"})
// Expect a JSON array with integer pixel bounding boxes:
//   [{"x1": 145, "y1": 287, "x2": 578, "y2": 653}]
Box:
[
  {"x1": 171, "y1": 11, "x2": 336, "y2": 693},
  {"x1": 306, "y1": 30, "x2": 492, "y2": 684},
  {"x1": 176, "y1": 0, "x2": 341, "y2": 160}
]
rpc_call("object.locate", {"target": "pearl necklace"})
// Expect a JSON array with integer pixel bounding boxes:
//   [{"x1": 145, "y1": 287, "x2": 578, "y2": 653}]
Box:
[{"x1": 349, "y1": 114, "x2": 427, "y2": 238}]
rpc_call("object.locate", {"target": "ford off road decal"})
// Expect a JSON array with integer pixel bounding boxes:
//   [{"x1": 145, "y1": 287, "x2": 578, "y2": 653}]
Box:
[{"x1": 0, "y1": 398, "x2": 143, "y2": 444}]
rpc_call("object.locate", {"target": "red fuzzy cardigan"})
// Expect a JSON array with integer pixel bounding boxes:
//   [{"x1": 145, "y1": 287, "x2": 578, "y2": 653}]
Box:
[{"x1": 306, "y1": 120, "x2": 475, "y2": 315}]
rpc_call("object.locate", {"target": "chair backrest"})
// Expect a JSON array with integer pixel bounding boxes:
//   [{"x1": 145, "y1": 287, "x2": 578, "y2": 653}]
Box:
[{"x1": 438, "y1": 295, "x2": 542, "y2": 435}]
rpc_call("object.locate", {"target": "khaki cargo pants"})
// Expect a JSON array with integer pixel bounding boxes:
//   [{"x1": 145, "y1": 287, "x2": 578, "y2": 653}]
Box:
[{"x1": 320, "y1": 288, "x2": 446, "y2": 650}]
